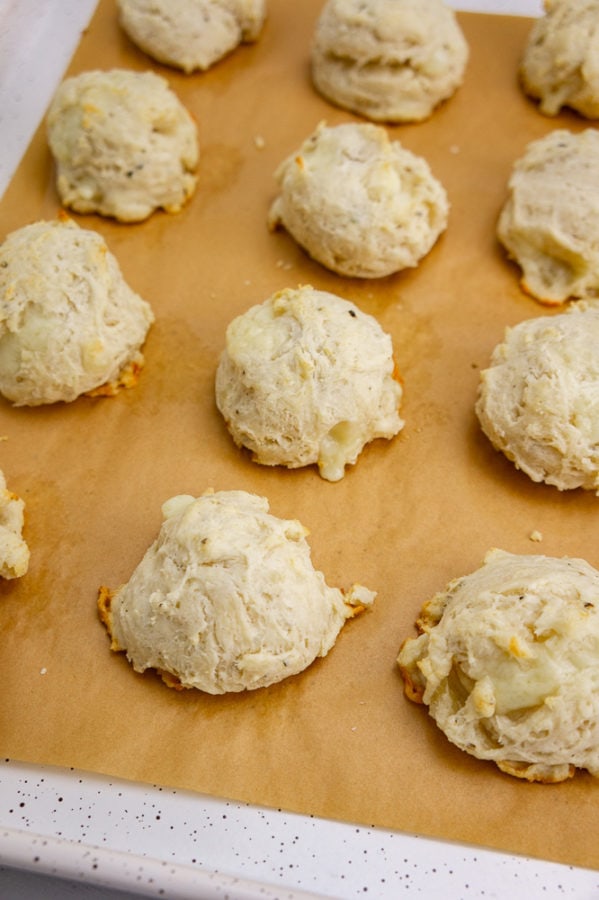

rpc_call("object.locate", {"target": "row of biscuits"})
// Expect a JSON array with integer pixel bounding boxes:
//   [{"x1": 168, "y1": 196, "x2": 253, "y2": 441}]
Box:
[{"x1": 3, "y1": 0, "x2": 596, "y2": 780}]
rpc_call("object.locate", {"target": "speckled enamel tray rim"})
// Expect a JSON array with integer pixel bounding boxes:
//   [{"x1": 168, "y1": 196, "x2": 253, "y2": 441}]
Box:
[
  {"x1": 0, "y1": 824, "x2": 322, "y2": 900},
  {"x1": 3, "y1": 757, "x2": 599, "y2": 900},
  {"x1": 0, "y1": 824, "x2": 415, "y2": 900},
  {"x1": 4, "y1": 2, "x2": 599, "y2": 899}
]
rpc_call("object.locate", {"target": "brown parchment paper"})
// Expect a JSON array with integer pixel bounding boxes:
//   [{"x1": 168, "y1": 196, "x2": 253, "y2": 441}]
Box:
[{"x1": 1, "y1": 0, "x2": 599, "y2": 872}]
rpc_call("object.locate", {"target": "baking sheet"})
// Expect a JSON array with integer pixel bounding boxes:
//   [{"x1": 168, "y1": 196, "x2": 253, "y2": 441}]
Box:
[{"x1": 1, "y1": 0, "x2": 598, "y2": 873}]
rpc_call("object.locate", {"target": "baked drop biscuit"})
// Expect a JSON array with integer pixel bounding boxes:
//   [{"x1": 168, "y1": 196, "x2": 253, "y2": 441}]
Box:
[
  {"x1": 99, "y1": 490, "x2": 375, "y2": 693},
  {"x1": 398, "y1": 548, "x2": 599, "y2": 782}
]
